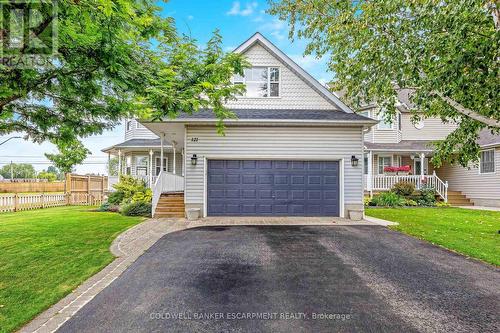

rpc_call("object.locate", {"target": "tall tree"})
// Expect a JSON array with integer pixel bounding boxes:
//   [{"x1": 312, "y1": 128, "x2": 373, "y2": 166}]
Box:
[
  {"x1": 1, "y1": 1, "x2": 246, "y2": 162},
  {"x1": 0, "y1": 163, "x2": 36, "y2": 179},
  {"x1": 269, "y1": 0, "x2": 500, "y2": 166}
]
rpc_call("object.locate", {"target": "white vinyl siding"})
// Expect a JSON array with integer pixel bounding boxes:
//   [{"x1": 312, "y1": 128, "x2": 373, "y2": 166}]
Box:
[
  {"x1": 401, "y1": 114, "x2": 458, "y2": 141},
  {"x1": 436, "y1": 147, "x2": 500, "y2": 206},
  {"x1": 185, "y1": 126, "x2": 364, "y2": 214},
  {"x1": 124, "y1": 119, "x2": 158, "y2": 140},
  {"x1": 225, "y1": 43, "x2": 335, "y2": 110}
]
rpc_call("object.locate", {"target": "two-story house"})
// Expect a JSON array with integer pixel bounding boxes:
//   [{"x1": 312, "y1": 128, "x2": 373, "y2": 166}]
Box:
[
  {"x1": 354, "y1": 89, "x2": 500, "y2": 207},
  {"x1": 102, "y1": 32, "x2": 377, "y2": 219}
]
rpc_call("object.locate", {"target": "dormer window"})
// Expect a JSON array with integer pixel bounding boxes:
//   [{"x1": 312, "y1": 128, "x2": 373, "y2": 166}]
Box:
[
  {"x1": 126, "y1": 120, "x2": 132, "y2": 131},
  {"x1": 234, "y1": 67, "x2": 280, "y2": 97},
  {"x1": 377, "y1": 108, "x2": 393, "y2": 130}
]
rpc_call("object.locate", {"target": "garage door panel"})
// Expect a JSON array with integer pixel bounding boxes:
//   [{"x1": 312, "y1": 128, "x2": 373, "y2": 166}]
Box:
[{"x1": 207, "y1": 160, "x2": 339, "y2": 216}]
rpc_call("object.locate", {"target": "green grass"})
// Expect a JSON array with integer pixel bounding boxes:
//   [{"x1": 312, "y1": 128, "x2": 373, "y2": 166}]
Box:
[
  {"x1": 366, "y1": 207, "x2": 500, "y2": 266},
  {"x1": 0, "y1": 206, "x2": 143, "y2": 333}
]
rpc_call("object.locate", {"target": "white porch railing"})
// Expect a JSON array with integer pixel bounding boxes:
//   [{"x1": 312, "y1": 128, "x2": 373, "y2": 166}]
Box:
[
  {"x1": 151, "y1": 171, "x2": 185, "y2": 216},
  {"x1": 366, "y1": 172, "x2": 448, "y2": 202}
]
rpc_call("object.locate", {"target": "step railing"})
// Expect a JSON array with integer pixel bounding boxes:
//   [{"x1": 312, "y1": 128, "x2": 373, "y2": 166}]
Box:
[{"x1": 151, "y1": 171, "x2": 185, "y2": 217}]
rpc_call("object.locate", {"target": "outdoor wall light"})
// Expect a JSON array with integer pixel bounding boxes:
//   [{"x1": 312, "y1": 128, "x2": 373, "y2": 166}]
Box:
[
  {"x1": 351, "y1": 155, "x2": 359, "y2": 167},
  {"x1": 191, "y1": 154, "x2": 198, "y2": 166}
]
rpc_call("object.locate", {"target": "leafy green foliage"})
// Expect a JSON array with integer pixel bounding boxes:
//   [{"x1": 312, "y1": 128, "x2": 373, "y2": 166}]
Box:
[
  {"x1": 112, "y1": 175, "x2": 148, "y2": 201},
  {"x1": 131, "y1": 189, "x2": 152, "y2": 204},
  {"x1": 392, "y1": 181, "x2": 416, "y2": 197},
  {"x1": 97, "y1": 202, "x2": 120, "y2": 212},
  {"x1": 0, "y1": 163, "x2": 36, "y2": 179},
  {"x1": 414, "y1": 186, "x2": 437, "y2": 206},
  {"x1": 120, "y1": 201, "x2": 152, "y2": 216},
  {"x1": 268, "y1": 0, "x2": 500, "y2": 166},
  {"x1": 371, "y1": 192, "x2": 406, "y2": 207},
  {"x1": 1, "y1": 1, "x2": 247, "y2": 163},
  {"x1": 107, "y1": 191, "x2": 125, "y2": 205},
  {"x1": 37, "y1": 171, "x2": 57, "y2": 182},
  {"x1": 45, "y1": 140, "x2": 90, "y2": 173}
]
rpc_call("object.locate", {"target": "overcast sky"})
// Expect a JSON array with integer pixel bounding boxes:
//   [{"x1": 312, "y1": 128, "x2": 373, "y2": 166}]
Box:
[{"x1": 0, "y1": 0, "x2": 330, "y2": 175}]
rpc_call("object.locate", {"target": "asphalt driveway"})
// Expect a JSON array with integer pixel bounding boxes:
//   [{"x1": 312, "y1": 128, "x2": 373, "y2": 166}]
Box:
[{"x1": 58, "y1": 225, "x2": 499, "y2": 333}]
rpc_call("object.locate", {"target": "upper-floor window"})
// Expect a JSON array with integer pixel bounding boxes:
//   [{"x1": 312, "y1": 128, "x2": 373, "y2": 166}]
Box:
[
  {"x1": 480, "y1": 149, "x2": 495, "y2": 174},
  {"x1": 126, "y1": 120, "x2": 132, "y2": 131},
  {"x1": 377, "y1": 108, "x2": 393, "y2": 130},
  {"x1": 397, "y1": 112, "x2": 402, "y2": 131},
  {"x1": 233, "y1": 67, "x2": 280, "y2": 97}
]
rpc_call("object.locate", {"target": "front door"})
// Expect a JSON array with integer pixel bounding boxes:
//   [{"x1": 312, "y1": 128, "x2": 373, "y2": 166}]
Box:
[{"x1": 414, "y1": 157, "x2": 429, "y2": 175}]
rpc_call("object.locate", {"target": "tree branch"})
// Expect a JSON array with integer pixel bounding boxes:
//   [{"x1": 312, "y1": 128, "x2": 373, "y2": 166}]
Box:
[{"x1": 433, "y1": 91, "x2": 500, "y2": 128}]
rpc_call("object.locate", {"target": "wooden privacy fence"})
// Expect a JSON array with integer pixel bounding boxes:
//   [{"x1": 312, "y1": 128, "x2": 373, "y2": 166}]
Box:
[
  {"x1": 0, "y1": 174, "x2": 108, "y2": 213},
  {"x1": 0, "y1": 181, "x2": 65, "y2": 193}
]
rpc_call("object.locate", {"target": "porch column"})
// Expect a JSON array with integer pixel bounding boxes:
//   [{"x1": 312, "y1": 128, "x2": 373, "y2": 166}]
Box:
[
  {"x1": 107, "y1": 152, "x2": 111, "y2": 176},
  {"x1": 181, "y1": 148, "x2": 185, "y2": 176},
  {"x1": 420, "y1": 152, "x2": 425, "y2": 179},
  {"x1": 367, "y1": 150, "x2": 373, "y2": 194},
  {"x1": 117, "y1": 150, "x2": 122, "y2": 176},
  {"x1": 149, "y1": 149, "x2": 153, "y2": 187},
  {"x1": 172, "y1": 141, "x2": 177, "y2": 175},
  {"x1": 160, "y1": 133, "x2": 164, "y2": 174}
]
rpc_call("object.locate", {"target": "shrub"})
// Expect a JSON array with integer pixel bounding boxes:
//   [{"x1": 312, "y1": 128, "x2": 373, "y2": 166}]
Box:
[
  {"x1": 419, "y1": 186, "x2": 437, "y2": 206},
  {"x1": 120, "y1": 201, "x2": 152, "y2": 216},
  {"x1": 131, "y1": 188, "x2": 152, "y2": 204},
  {"x1": 107, "y1": 190, "x2": 125, "y2": 205},
  {"x1": 404, "y1": 198, "x2": 418, "y2": 206},
  {"x1": 392, "y1": 181, "x2": 415, "y2": 197},
  {"x1": 113, "y1": 175, "x2": 148, "y2": 201},
  {"x1": 436, "y1": 201, "x2": 450, "y2": 207},
  {"x1": 97, "y1": 202, "x2": 120, "y2": 212},
  {"x1": 371, "y1": 192, "x2": 406, "y2": 207}
]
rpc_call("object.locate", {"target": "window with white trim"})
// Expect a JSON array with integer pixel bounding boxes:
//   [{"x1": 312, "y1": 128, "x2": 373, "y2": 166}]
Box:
[
  {"x1": 480, "y1": 149, "x2": 495, "y2": 173},
  {"x1": 377, "y1": 108, "x2": 393, "y2": 129},
  {"x1": 233, "y1": 67, "x2": 280, "y2": 97},
  {"x1": 126, "y1": 120, "x2": 132, "y2": 131},
  {"x1": 378, "y1": 156, "x2": 391, "y2": 174}
]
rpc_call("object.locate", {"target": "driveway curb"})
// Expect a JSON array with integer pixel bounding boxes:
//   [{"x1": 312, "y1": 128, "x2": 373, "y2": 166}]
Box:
[{"x1": 19, "y1": 216, "x2": 378, "y2": 333}]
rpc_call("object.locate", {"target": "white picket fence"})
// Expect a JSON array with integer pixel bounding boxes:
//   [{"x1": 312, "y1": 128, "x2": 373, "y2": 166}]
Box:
[{"x1": 0, "y1": 192, "x2": 105, "y2": 213}]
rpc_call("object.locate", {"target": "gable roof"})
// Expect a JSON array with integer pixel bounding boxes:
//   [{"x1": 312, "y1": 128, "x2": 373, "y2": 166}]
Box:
[{"x1": 234, "y1": 32, "x2": 354, "y2": 114}]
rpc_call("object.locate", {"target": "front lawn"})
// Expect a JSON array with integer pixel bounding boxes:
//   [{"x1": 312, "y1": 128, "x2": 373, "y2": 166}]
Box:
[
  {"x1": 366, "y1": 207, "x2": 500, "y2": 266},
  {"x1": 0, "y1": 206, "x2": 143, "y2": 333}
]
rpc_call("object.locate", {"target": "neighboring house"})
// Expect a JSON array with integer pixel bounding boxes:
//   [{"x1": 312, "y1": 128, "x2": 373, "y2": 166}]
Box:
[
  {"x1": 103, "y1": 32, "x2": 376, "y2": 218},
  {"x1": 348, "y1": 89, "x2": 500, "y2": 207}
]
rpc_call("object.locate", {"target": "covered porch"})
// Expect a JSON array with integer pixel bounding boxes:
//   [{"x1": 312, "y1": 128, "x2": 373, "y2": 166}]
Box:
[
  {"x1": 364, "y1": 142, "x2": 448, "y2": 201},
  {"x1": 102, "y1": 138, "x2": 185, "y2": 191}
]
